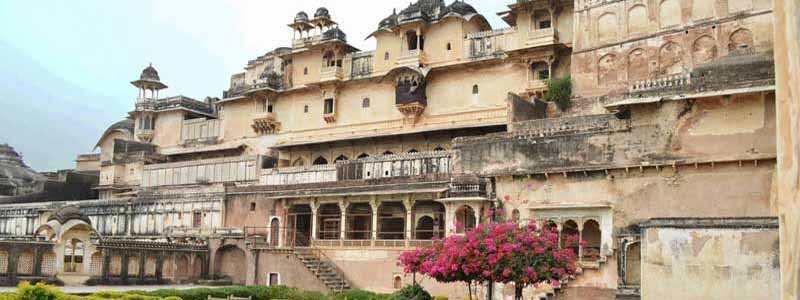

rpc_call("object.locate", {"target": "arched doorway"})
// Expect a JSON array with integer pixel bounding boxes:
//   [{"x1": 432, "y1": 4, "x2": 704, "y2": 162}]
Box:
[
  {"x1": 64, "y1": 238, "x2": 85, "y2": 273},
  {"x1": 214, "y1": 245, "x2": 247, "y2": 284},
  {"x1": 287, "y1": 205, "x2": 313, "y2": 247},
  {"x1": 378, "y1": 202, "x2": 406, "y2": 240},
  {"x1": 347, "y1": 203, "x2": 373, "y2": 240},
  {"x1": 270, "y1": 218, "x2": 280, "y2": 247},
  {"x1": 176, "y1": 255, "x2": 189, "y2": 282},
  {"x1": 412, "y1": 201, "x2": 445, "y2": 239},
  {"x1": 455, "y1": 205, "x2": 476, "y2": 233},
  {"x1": 625, "y1": 242, "x2": 641, "y2": 286},
  {"x1": 192, "y1": 257, "x2": 203, "y2": 280}
]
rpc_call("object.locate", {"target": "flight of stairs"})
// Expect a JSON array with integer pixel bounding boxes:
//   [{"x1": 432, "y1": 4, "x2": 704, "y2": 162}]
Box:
[
  {"x1": 293, "y1": 249, "x2": 351, "y2": 292},
  {"x1": 530, "y1": 258, "x2": 608, "y2": 300}
]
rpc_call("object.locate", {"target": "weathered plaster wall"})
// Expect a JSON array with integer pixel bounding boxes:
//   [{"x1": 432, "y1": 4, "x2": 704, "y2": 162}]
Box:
[
  {"x1": 151, "y1": 111, "x2": 185, "y2": 148},
  {"x1": 256, "y1": 251, "x2": 329, "y2": 292},
  {"x1": 454, "y1": 92, "x2": 775, "y2": 176},
  {"x1": 773, "y1": 0, "x2": 800, "y2": 299},
  {"x1": 641, "y1": 227, "x2": 779, "y2": 300}
]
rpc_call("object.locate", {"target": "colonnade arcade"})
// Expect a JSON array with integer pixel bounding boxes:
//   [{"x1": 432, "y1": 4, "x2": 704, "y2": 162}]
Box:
[{"x1": 281, "y1": 197, "x2": 485, "y2": 247}]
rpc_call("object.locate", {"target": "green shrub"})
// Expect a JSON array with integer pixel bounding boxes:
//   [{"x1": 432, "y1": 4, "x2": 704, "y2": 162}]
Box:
[
  {"x1": 17, "y1": 282, "x2": 62, "y2": 300},
  {"x1": 544, "y1": 76, "x2": 572, "y2": 111},
  {"x1": 0, "y1": 292, "x2": 17, "y2": 300},
  {"x1": 432, "y1": 296, "x2": 448, "y2": 300},
  {"x1": 332, "y1": 290, "x2": 390, "y2": 300},
  {"x1": 389, "y1": 284, "x2": 430, "y2": 300}
]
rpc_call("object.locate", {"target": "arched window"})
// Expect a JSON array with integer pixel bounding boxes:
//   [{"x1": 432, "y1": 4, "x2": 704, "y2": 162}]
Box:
[
  {"x1": 433, "y1": 147, "x2": 446, "y2": 152},
  {"x1": 270, "y1": 218, "x2": 280, "y2": 247},
  {"x1": 407, "y1": 149, "x2": 419, "y2": 154},
  {"x1": 64, "y1": 238, "x2": 84, "y2": 273},
  {"x1": 334, "y1": 155, "x2": 349, "y2": 162},
  {"x1": 382, "y1": 151, "x2": 395, "y2": 156},
  {"x1": 362, "y1": 98, "x2": 370, "y2": 108},
  {"x1": 583, "y1": 220, "x2": 602, "y2": 261},
  {"x1": 472, "y1": 85, "x2": 479, "y2": 95},
  {"x1": 446, "y1": 43, "x2": 452, "y2": 51},
  {"x1": 384, "y1": 52, "x2": 390, "y2": 60},
  {"x1": 357, "y1": 153, "x2": 370, "y2": 159},
  {"x1": 313, "y1": 157, "x2": 329, "y2": 165}
]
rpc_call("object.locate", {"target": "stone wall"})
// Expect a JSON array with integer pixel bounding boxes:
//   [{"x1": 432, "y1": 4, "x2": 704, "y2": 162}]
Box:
[{"x1": 640, "y1": 219, "x2": 779, "y2": 300}]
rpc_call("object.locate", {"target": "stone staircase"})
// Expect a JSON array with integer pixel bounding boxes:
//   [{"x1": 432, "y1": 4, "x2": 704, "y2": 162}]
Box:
[
  {"x1": 293, "y1": 249, "x2": 351, "y2": 292},
  {"x1": 530, "y1": 258, "x2": 608, "y2": 300}
]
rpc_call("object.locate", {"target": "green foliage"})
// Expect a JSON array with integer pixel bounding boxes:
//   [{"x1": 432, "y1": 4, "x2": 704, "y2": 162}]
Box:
[
  {"x1": 543, "y1": 76, "x2": 573, "y2": 111},
  {"x1": 389, "y1": 284, "x2": 430, "y2": 300},
  {"x1": 331, "y1": 290, "x2": 390, "y2": 300},
  {"x1": 17, "y1": 282, "x2": 62, "y2": 300},
  {"x1": 0, "y1": 292, "x2": 17, "y2": 300},
  {"x1": 432, "y1": 296, "x2": 448, "y2": 300}
]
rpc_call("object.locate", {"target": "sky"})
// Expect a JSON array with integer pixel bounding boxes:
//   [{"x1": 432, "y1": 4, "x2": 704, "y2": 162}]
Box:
[{"x1": 0, "y1": 0, "x2": 511, "y2": 172}]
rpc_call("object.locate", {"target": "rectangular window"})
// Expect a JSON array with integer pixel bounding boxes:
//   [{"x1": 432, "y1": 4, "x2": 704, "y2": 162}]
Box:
[
  {"x1": 538, "y1": 69, "x2": 550, "y2": 80},
  {"x1": 269, "y1": 273, "x2": 280, "y2": 286},
  {"x1": 250, "y1": 202, "x2": 256, "y2": 211},
  {"x1": 324, "y1": 99, "x2": 335, "y2": 114},
  {"x1": 267, "y1": 104, "x2": 273, "y2": 113},
  {"x1": 192, "y1": 212, "x2": 202, "y2": 228},
  {"x1": 539, "y1": 20, "x2": 552, "y2": 29}
]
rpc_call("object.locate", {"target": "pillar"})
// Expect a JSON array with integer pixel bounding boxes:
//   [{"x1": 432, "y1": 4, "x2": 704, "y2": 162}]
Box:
[
  {"x1": 444, "y1": 203, "x2": 455, "y2": 235},
  {"x1": 310, "y1": 201, "x2": 319, "y2": 241},
  {"x1": 416, "y1": 29, "x2": 421, "y2": 51},
  {"x1": 155, "y1": 251, "x2": 164, "y2": 281},
  {"x1": 403, "y1": 197, "x2": 414, "y2": 240},
  {"x1": 33, "y1": 246, "x2": 43, "y2": 277},
  {"x1": 577, "y1": 222, "x2": 584, "y2": 259},
  {"x1": 138, "y1": 251, "x2": 146, "y2": 281},
  {"x1": 120, "y1": 253, "x2": 130, "y2": 283},
  {"x1": 101, "y1": 249, "x2": 111, "y2": 281},
  {"x1": 339, "y1": 200, "x2": 348, "y2": 240},
  {"x1": 370, "y1": 198, "x2": 380, "y2": 240}
]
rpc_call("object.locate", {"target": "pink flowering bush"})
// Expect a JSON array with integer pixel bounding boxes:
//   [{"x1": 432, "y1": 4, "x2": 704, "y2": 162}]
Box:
[{"x1": 399, "y1": 220, "x2": 581, "y2": 300}]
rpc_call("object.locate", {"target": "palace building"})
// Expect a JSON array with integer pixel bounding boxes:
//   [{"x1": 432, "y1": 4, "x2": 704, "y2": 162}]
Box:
[{"x1": 0, "y1": 0, "x2": 781, "y2": 299}]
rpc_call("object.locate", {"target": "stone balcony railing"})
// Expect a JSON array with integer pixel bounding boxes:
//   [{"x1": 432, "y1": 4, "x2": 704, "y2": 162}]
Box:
[
  {"x1": 526, "y1": 79, "x2": 548, "y2": 94},
  {"x1": 261, "y1": 151, "x2": 453, "y2": 186},
  {"x1": 320, "y1": 66, "x2": 344, "y2": 82},
  {"x1": 141, "y1": 156, "x2": 259, "y2": 188},
  {"x1": 466, "y1": 28, "x2": 515, "y2": 59},
  {"x1": 629, "y1": 73, "x2": 692, "y2": 94},
  {"x1": 527, "y1": 28, "x2": 557, "y2": 48},
  {"x1": 396, "y1": 50, "x2": 428, "y2": 68}
]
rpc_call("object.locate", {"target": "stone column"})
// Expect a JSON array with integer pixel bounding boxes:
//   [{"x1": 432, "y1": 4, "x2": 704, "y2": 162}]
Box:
[
  {"x1": 101, "y1": 249, "x2": 111, "y2": 282},
  {"x1": 577, "y1": 222, "x2": 584, "y2": 259},
  {"x1": 310, "y1": 200, "x2": 319, "y2": 241},
  {"x1": 155, "y1": 251, "x2": 164, "y2": 281},
  {"x1": 370, "y1": 198, "x2": 380, "y2": 240},
  {"x1": 138, "y1": 251, "x2": 146, "y2": 281},
  {"x1": 339, "y1": 200, "x2": 348, "y2": 240},
  {"x1": 33, "y1": 246, "x2": 42, "y2": 277},
  {"x1": 444, "y1": 203, "x2": 455, "y2": 236},
  {"x1": 403, "y1": 197, "x2": 414, "y2": 240}
]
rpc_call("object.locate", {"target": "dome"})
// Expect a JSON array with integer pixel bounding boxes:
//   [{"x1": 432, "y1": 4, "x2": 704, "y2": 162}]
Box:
[
  {"x1": 140, "y1": 64, "x2": 160, "y2": 81},
  {"x1": 48, "y1": 206, "x2": 91, "y2": 225},
  {"x1": 445, "y1": 0, "x2": 477, "y2": 16},
  {"x1": 378, "y1": 11, "x2": 398, "y2": 29},
  {"x1": 94, "y1": 119, "x2": 135, "y2": 149},
  {"x1": 294, "y1": 11, "x2": 309, "y2": 23},
  {"x1": 314, "y1": 7, "x2": 330, "y2": 19}
]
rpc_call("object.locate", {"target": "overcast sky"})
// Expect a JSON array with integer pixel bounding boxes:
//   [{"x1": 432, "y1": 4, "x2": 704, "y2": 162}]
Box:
[{"x1": 0, "y1": 0, "x2": 510, "y2": 171}]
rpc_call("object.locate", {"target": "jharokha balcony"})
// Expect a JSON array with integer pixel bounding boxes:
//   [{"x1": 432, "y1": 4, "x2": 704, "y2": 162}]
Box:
[
  {"x1": 252, "y1": 112, "x2": 280, "y2": 135},
  {"x1": 320, "y1": 66, "x2": 344, "y2": 83},
  {"x1": 396, "y1": 50, "x2": 428, "y2": 68}
]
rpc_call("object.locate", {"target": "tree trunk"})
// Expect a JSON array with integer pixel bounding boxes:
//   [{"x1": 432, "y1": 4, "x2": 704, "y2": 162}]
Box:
[{"x1": 514, "y1": 284, "x2": 523, "y2": 300}]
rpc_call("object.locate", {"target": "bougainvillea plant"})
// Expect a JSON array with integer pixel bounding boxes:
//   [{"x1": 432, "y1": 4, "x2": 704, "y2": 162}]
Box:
[{"x1": 399, "y1": 219, "x2": 581, "y2": 300}]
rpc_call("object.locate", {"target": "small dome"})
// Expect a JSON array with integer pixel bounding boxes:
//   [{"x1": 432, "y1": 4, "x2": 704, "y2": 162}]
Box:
[
  {"x1": 140, "y1": 64, "x2": 160, "y2": 81},
  {"x1": 294, "y1": 11, "x2": 309, "y2": 23},
  {"x1": 314, "y1": 7, "x2": 330, "y2": 19},
  {"x1": 379, "y1": 12, "x2": 398, "y2": 29},
  {"x1": 48, "y1": 206, "x2": 91, "y2": 225},
  {"x1": 445, "y1": 0, "x2": 477, "y2": 16}
]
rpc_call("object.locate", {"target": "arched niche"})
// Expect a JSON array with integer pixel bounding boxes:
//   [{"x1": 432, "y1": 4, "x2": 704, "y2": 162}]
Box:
[{"x1": 693, "y1": 35, "x2": 718, "y2": 65}]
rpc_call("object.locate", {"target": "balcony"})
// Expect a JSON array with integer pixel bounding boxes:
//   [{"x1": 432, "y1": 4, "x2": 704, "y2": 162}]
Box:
[
  {"x1": 252, "y1": 112, "x2": 280, "y2": 135},
  {"x1": 136, "y1": 129, "x2": 154, "y2": 143},
  {"x1": 320, "y1": 66, "x2": 344, "y2": 83},
  {"x1": 261, "y1": 151, "x2": 453, "y2": 188},
  {"x1": 466, "y1": 28, "x2": 515, "y2": 59},
  {"x1": 526, "y1": 79, "x2": 548, "y2": 95},
  {"x1": 527, "y1": 28, "x2": 557, "y2": 48},
  {"x1": 396, "y1": 50, "x2": 428, "y2": 68}
]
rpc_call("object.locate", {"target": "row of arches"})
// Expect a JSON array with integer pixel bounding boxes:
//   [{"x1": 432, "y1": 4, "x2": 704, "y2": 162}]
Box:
[
  {"x1": 596, "y1": 0, "x2": 754, "y2": 42},
  {"x1": 291, "y1": 147, "x2": 447, "y2": 167},
  {"x1": 597, "y1": 28, "x2": 754, "y2": 84},
  {"x1": 283, "y1": 202, "x2": 478, "y2": 246},
  {"x1": 540, "y1": 218, "x2": 603, "y2": 260}
]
